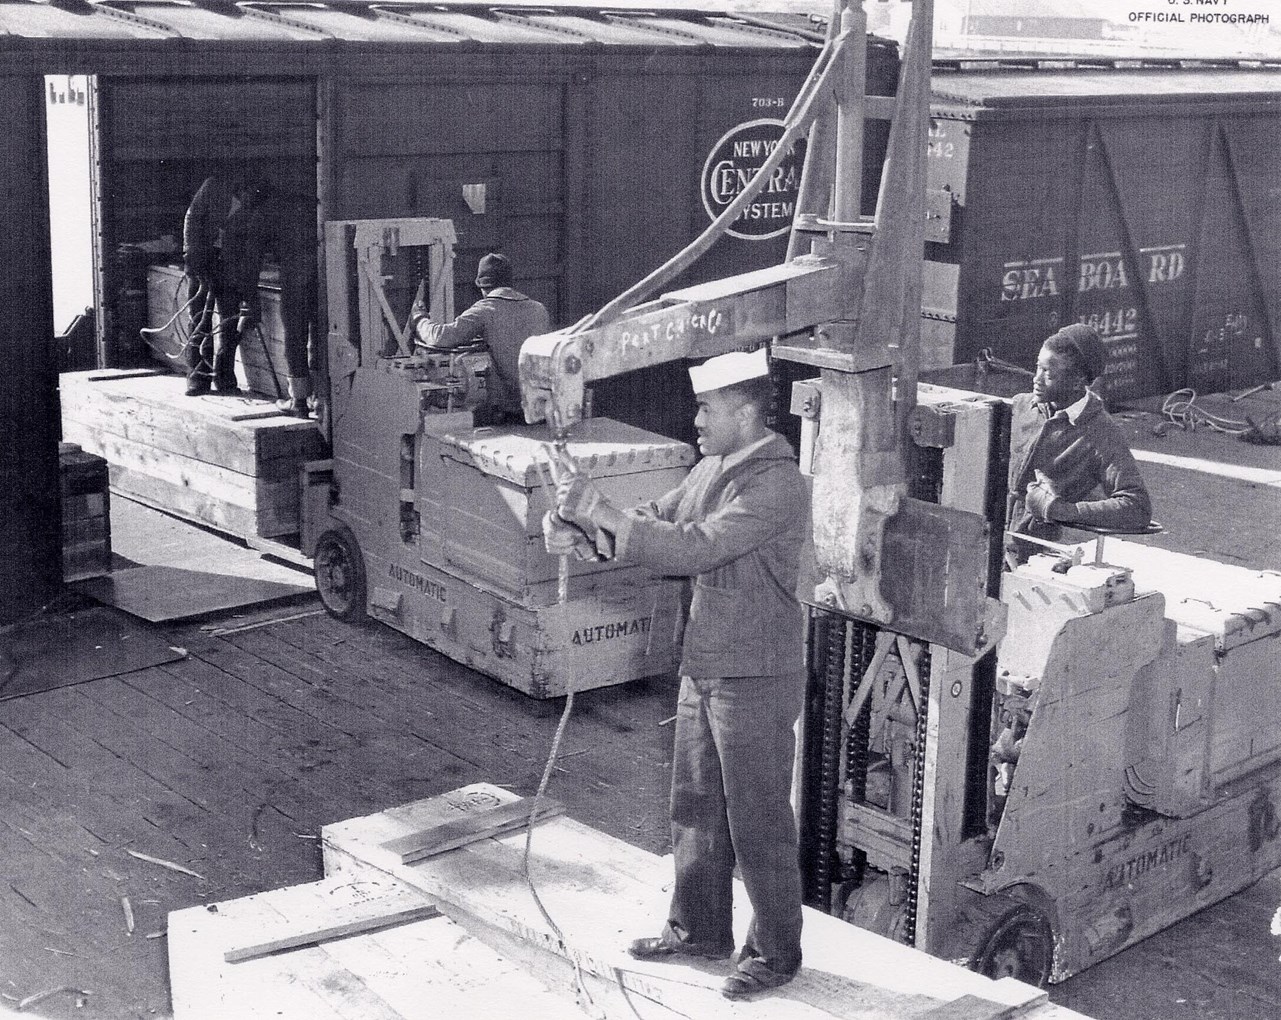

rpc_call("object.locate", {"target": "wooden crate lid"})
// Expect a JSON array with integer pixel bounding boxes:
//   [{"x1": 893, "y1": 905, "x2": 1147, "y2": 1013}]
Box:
[
  {"x1": 438, "y1": 417, "x2": 694, "y2": 486},
  {"x1": 1102, "y1": 540, "x2": 1281, "y2": 651}
]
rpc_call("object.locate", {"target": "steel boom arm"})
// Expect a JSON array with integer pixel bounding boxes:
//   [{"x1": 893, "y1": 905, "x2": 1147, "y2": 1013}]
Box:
[{"x1": 519, "y1": 256, "x2": 855, "y2": 430}]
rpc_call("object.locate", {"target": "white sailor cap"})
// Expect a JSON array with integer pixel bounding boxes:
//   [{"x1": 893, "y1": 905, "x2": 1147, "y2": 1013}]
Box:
[{"x1": 688, "y1": 348, "x2": 770, "y2": 395}]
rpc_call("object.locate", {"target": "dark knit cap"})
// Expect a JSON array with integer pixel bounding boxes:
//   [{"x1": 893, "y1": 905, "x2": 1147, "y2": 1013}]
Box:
[
  {"x1": 1044, "y1": 323, "x2": 1106, "y2": 383},
  {"x1": 475, "y1": 253, "x2": 513, "y2": 289}
]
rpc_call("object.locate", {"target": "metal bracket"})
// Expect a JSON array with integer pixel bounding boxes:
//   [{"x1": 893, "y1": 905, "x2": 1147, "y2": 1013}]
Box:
[{"x1": 491, "y1": 614, "x2": 515, "y2": 658}]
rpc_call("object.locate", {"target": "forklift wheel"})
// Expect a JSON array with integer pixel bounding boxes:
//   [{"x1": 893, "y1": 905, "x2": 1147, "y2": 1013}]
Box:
[
  {"x1": 974, "y1": 903, "x2": 1054, "y2": 987},
  {"x1": 314, "y1": 525, "x2": 367, "y2": 622}
]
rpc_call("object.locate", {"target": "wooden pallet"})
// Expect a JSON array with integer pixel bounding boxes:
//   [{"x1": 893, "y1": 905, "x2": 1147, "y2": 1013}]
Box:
[
  {"x1": 310, "y1": 784, "x2": 1098, "y2": 1020},
  {"x1": 60, "y1": 369, "x2": 325, "y2": 540},
  {"x1": 169, "y1": 783, "x2": 1101, "y2": 1018}
]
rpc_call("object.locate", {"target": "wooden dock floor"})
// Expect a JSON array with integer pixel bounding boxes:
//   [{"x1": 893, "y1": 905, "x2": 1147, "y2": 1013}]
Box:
[
  {"x1": 0, "y1": 598, "x2": 682, "y2": 1019},
  {"x1": 4, "y1": 486, "x2": 1281, "y2": 1018}
]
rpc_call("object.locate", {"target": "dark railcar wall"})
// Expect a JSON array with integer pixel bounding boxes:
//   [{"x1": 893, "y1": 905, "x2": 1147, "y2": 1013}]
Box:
[
  {"x1": 924, "y1": 86, "x2": 1281, "y2": 403},
  {"x1": 0, "y1": 75, "x2": 61, "y2": 625}
]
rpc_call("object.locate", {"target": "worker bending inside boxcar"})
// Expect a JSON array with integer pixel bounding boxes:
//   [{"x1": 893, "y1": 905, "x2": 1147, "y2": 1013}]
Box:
[
  {"x1": 182, "y1": 174, "x2": 268, "y2": 397},
  {"x1": 1005, "y1": 323, "x2": 1152, "y2": 565}
]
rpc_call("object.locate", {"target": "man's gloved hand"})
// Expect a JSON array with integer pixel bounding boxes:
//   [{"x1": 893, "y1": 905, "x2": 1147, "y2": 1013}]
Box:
[
  {"x1": 557, "y1": 473, "x2": 605, "y2": 525},
  {"x1": 542, "y1": 511, "x2": 598, "y2": 561},
  {"x1": 1026, "y1": 471, "x2": 1069, "y2": 523},
  {"x1": 408, "y1": 278, "x2": 430, "y2": 343}
]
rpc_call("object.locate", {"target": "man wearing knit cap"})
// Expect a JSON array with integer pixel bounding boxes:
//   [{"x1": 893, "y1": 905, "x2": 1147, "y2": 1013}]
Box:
[
  {"x1": 1006, "y1": 322, "x2": 1152, "y2": 564},
  {"x1": 554, "y1": 347, "x2": 809, "y2": 1000},
  {"x1": 410, "y1": 253, "x2": 550, "y2": 421}
]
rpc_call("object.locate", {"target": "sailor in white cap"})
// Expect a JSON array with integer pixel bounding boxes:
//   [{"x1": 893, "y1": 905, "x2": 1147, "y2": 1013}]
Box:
[{"x1": 554, "y1": 346, "x2": 808, "y2": 1000}]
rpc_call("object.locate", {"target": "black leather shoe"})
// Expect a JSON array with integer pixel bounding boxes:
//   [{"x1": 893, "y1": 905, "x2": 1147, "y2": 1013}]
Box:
[
  {"x1": 628, "y1": 935, "x2": 733, "y2": 962},
  {"x1": 721, "y1": 958, "x2": 800, "y2": 1000},
  {"x1": 276, "y1": 397, "x2": 309, "y2": 419},
  {"x1": 213, "y1": 380, "x2": 241, "y2": 395},
  {"x1": 185, "y1": 377, "x2": 210, "y2": 397}
]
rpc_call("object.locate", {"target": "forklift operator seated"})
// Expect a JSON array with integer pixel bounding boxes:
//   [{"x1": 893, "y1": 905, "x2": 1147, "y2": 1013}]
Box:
[
  {"x1": 1005, "y1": 323, "x2": 1153, "y2": 566},
  {"x1": 409, "y1": 252, "x2": 551, "y2": 422}
]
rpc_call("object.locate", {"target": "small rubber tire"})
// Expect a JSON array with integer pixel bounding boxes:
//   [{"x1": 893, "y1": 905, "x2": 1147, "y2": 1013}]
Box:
[
  {"x1": 314, "y1": 524, "x2": 367, "y2": 623},
  {"x1": 974, "y1": 903, "x2": 1054, "y2": 988}
]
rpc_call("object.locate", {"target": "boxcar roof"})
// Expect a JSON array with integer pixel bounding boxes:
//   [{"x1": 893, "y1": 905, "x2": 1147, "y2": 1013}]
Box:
[
  {"x1": 0, "y1": 0, "x2": 823, "y2": 64},
  {"x1": 930, "y1": 65, "x2": 1281, "y2": 118}
]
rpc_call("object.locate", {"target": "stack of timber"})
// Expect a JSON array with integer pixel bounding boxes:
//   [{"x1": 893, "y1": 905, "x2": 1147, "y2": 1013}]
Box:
[
  {"x1": 170, "y1": 783, "x2": 1099, "y2": 1019},
  {"x1": 60, "y1": 369, "x2": 325, "y2": 541},
  {"x1": 146, "y1": 263, "x2": 291, "y2": 399},
  {"x1": 59, "y1": 441, "x2": 111, "y2": 581}
]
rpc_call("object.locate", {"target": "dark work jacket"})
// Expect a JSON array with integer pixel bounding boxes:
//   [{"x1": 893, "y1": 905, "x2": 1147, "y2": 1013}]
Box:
[
  {"x1": 1006, "y1": 390, "x2": 1152, "y2": 554},
  {"x1": 614, "y1": 432, "x2": 807, "y2": 679},
  {"x1": 416, "y1": 288, "x2": 551, "y2": 415}
]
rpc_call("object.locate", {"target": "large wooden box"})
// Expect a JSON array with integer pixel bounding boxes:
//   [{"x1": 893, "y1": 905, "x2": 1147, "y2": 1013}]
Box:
[
  {"x1": 145, "y1": 262, "x2": 290, "y2": 399},
  {"x1": 60, "y1": 369, "x2": 325, "y2": 539},
  {"x1": 426, "y1": 418, "x2": 693, "y2": 601},
  {"x1": 365, "y1": 550, "x2": 681, "y2": 699}
]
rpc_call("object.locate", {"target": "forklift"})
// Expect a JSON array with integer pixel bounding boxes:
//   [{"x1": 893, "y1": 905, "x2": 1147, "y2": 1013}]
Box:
[{"x1": 506, "y1": 0, "x2": 1281, "y2": 987}]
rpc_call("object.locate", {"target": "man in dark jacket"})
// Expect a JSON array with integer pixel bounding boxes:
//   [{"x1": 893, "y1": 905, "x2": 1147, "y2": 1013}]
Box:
[
  {"x1": 410, "y1": 253, "x2": 550, "y2": 421},
  {"x1": 555, "y1": 347, "x2": 808, "y2": 1001},
  {"x1": 1006, "y1": 322, "x2": 1152, "y2": 563},
  {"x1": 182, "y1": 175, "x2": 267, "y2": 396}
]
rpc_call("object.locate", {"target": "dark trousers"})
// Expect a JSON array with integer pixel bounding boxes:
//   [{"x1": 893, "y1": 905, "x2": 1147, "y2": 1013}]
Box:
[
  {"x1": 184, "y1": 268, "x2": 247, "y2": 388},
  {"x1": 665, "y1": 673, "x2": 805, "y2": 971},
  {"x1": 279, "y1": 273, "x2": 316, "y2": 380}
]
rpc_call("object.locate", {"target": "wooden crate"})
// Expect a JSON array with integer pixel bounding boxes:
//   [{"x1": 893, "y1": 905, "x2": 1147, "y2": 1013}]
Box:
[
  {"x1": 60, "y1": 369, "x2": 325, "y2": 540},
  {"x1": 145, "y1": 262, "x2": 291, "y2": 400},
  {"x1": 168, "y1": 872, "x2": 577, "y2": 1020},
  {"x1": 429, "y1": 418, "x2": 693, "y2": 600},
  {"x1": 319, "y1": 784, "x2": 1097, "y2": 1020},
  {"x1": 59, "y1": 441, "x2": 111, "y2": 581},
  {"x1": 362, "y1": 550, "x2": 681, "y2": 699}
]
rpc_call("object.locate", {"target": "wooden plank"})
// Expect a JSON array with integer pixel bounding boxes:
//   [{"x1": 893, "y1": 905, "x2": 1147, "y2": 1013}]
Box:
[
  {"x1": 381, "y1": 796, "x2": 564, "y2": 865},
  {"x1": 919, "y1": 994, "x2": 1023, "y2": 1020},
  {"x1": 61, "y1": 370, "x2": 323, "y2": 467},
  {"x1": 225, "y1": 900, "x2": 441, "y2": 964},
  {"x1": 65, "y1": 420, "x2": 300, "y2": 506},
  {"x1": 105, "y1": 463, "x2": 297, "y2": 539},
  {"x1": 169, "y1": 873, "x2": 577, "y2": 1020}
]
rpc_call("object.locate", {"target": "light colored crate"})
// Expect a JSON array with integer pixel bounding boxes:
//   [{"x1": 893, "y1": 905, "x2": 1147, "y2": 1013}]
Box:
[
  {"x1": 364, "y1": 551, "x2": 681, "y2": 699},
  {"x1": 429, "y1": 417, "x2": 693, "y2": 599}
]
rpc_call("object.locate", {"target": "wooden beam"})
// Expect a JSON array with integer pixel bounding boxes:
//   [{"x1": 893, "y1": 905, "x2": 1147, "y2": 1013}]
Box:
[
  {"x1": 380, "y1": 796, "x2": 564, "y2": 865},
  {"x1": 919, "y1": 994, "x2": 1024, "y2": 1020},
  {"x1": 225, "y1": 903, "x2": 441, "y2": 964}
]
